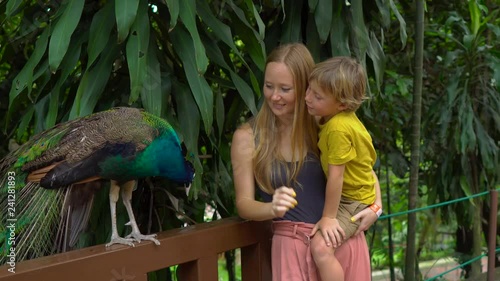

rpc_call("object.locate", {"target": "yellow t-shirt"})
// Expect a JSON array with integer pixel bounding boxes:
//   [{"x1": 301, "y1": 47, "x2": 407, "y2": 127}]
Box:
[{"x1": 318, "y1": 111, "x2": 377, "y2": 205}]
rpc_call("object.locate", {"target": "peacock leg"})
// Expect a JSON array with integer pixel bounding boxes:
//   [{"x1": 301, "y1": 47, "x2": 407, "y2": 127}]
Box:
[
  {"x1": 105, "y1": 180, "x2": 135, "y2": 247},
  {"x1": 121, "y1": 180, "x2": 160, "y2": 245}
]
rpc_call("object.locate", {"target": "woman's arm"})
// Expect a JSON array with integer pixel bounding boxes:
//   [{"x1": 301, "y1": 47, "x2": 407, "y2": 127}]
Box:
[
  {"x1": 372, "y1": 170, "x2": 382, "y2": 208},
  {"x1": 351, "y1": 170, "x2": 382, "y2": 236},
  {"x1": 231, "y1": 124, "x2": 296, "y2": 221}
]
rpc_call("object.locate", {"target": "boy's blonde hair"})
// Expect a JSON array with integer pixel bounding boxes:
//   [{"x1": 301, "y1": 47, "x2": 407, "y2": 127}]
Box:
[{"x1": 309, "y1": 56, "x2": 368, "y2": 112}]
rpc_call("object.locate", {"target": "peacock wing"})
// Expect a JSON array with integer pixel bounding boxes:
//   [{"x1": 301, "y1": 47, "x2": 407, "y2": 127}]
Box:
[{"x1": 20, "y1": 108, "x2": 155, "y2": 186}]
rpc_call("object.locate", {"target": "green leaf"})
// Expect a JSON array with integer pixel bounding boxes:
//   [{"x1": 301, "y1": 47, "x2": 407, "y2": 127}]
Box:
[
  {"x1": 314, "y1": 0, "x2": 333, "y2": 43},
  {"x1": 165, "y1": 0, "x2": 179, "y2": 30},
  {"x1": 48, "y1": 0, "x2": 85, "y2": 73},
  {"x1": 34, "y1": 94, "x2": 50, "y2": 133},
  {"x1": 468, "y1": 0, "x2": 481, "y2": 36},
  {"x1": 229, "y1": 1, "x2": 260, "y2": 36},
  {"x1": 172, "y1": 81, "x2": 203, "y2": 199},
  {"x1": 474, "y1": 119, "x2": 498, "y2": 171},
  {"x1": 196, "y1": 1, "x2": 240, "y2": 58},
  {"x1": 245, "y1": 0, "x2": 265, "y2": 39},
  {"x1": 229, "y1": 2, "x2": 266, "y2": 70},
  {"x1": 170, "y1": 26, "x2": 213, "y2": 135},
  {"x1": 178, "y1": 0, "x2": 208, "y2": 73},
  {"x1": 459, "y1": 98, "x2": 476, "y2": 154},
  {"x1": 306, "y1": 13, "x2": 322, "y2": 62},
  {"x1": 308, "y1": 0, "x2": 319, "y2": 12},
  {"x1": 47, "y1": 31, "x2": 85, "y2": 128},
  {"x1": 281, "y1": 0, "x2": 302, "y2": 43},
  {"x1": 330, "y1": 2, "x2": 350, "y2": 56},
  {"x1": 140, "y1": 40, "x2": 163, "y2": 117},
  {"x1": 463, "y1": 34, "x2": 475, "y2": 50},
  {"x1": 196, "y1": 0, "x2": 261, "y2": 98},
  {"x1": 204, "y1": 39, "x2": 257, "y2": 116},
  {"x1": 16, "y1": 107, "x2": 34, "y2": 140},
  {"x1": 126, "y1": 0, "x2": 150, "y2": 104},
  {"x1": 115, "y1": 0, "x2": 140, "y2": 43},
  {"x1": 30, "y1": 60, "x2": 51, "y2": 111},
  {"x1": 487, "y1": 22, "x2": 500, "y2": 38},
  {"x1": 5, "y1": 0, "x2": 23, "y2": 18},
  {"x1": 9, "y1": 27, "x2": 50, "y2": 106},
  {"x1": 350, "y1": 0, "x2": 369, "y2": 59},
  {"x1": 459, "y1": 176, "x2": 474, "y2": 204},
  {"x1": 367, "y1": 32, "x2": 386, "y2": 92},
  {"x1": 88, "y1": 0, "x2": 115, "y2": 67},
  {"x1": 172, "y1": 81, "x2": 200, "y2": 162},
  {"x1": 69, "y1": 43, "x2": 120, "y2": 119},
  {"x1": 389, "y1": 0, "x2": 407, "y2": 48},
  {"x1": 230, "y1": 72, "x2": 258, "y2": 116},
  {"x1": 215, "y1": 89, "x2": 224, "y2": 141},
  {"x1": 375, "y1": 0, "x2": 391, "y2": 27}
]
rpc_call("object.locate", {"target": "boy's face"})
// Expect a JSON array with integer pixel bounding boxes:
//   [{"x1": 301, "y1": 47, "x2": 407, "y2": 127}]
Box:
[{"x1": 305, "y1": 81, "x2": 346, "y2": 121}]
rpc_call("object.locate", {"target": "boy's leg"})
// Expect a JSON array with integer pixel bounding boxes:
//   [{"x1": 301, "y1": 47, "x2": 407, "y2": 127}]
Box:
[
  {"x1": 310, "y1": 199, "x2": 367, "y2": 281},
  {"x1": 336, "y1": 198, "x2": 364, "y2": 240},
  {"x1": 311, "y1": 232, "x2": 344, "y2": 281},
  {"x1": 335, "y1": 232, "x2": 372, "y2": 280}
]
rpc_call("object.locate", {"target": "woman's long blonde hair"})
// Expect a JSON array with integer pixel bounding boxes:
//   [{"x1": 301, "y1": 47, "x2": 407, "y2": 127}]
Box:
[{"x1": 252, "y1": 43, "x2": 318, "y2": 194}]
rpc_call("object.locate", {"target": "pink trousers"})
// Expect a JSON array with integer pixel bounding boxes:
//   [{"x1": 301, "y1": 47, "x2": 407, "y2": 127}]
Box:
[{"x1": 271, "y1": 221, "x2": 371, "y2": 281}]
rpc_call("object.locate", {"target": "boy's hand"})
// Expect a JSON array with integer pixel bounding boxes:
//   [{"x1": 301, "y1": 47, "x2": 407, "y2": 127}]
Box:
[
  {"x1": 271, "y1": 186, "x2": 297, "y2": 218},
  {"x1": 310, "y1": 217, "x2": 345, "y2": 247}
]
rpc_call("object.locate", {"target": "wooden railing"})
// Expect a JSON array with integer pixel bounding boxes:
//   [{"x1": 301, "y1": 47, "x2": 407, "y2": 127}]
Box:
[{"x1": 0, "y1": 217, "x2": 272, "y2": 281}]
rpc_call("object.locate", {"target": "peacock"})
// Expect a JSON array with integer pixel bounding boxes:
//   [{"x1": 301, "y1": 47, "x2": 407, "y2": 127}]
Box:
[{"x1": 0, "y1": 107, "x2": 195, "y2": 264}]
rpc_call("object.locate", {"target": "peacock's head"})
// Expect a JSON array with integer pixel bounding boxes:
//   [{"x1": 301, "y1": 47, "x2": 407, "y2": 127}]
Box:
[
  {"x1": 183, "y1": 160, "x2": 195, "y2": 184},
  {"x1": 184, "y1": 160, "x2": 195, "y2": 195}
]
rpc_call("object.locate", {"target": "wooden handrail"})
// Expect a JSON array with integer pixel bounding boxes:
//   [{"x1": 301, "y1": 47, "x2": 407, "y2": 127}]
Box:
[{"x1": 0, "y1": 217, "x2": 272, "y2": 281}]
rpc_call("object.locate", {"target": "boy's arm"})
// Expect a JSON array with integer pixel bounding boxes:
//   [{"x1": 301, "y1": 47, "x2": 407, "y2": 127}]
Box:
[
  {"x1": 310, "y1": 164, "x2": 345, "y2": 247},
  {"x1": 323, "y1": 164, "x2": 344, "y2": 218}
]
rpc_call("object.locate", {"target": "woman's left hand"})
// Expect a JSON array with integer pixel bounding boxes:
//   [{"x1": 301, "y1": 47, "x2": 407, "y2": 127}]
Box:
[{"x1": 351, "y1": 207, "x2": 378, "y2": 236}]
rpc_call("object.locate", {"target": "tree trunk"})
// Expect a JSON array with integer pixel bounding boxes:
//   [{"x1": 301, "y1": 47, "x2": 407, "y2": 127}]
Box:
[
  {"x1": 405, "y1": 0, "x2": 424, "y2": 280},
  {"x1": 470, "y1": 154, "x2": 483, "y2": 278},
  {"x1": 471, "y1": 198, "x2": 483, "y2": 278}
]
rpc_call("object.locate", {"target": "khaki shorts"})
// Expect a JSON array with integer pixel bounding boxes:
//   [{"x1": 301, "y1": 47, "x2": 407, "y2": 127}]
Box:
[{"x1": 336, "y1": 196, "x2": 369, "y2": 239}]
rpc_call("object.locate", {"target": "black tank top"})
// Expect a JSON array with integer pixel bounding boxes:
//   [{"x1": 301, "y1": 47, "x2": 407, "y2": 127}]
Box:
[{"x1": 257, "y1": 153, "x2": 326, "y2": 224}]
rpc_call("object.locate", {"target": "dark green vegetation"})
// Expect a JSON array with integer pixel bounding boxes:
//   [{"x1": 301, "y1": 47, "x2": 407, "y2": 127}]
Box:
[{"x1": 0, "y1": 0, "x2": 498, "y2": 280}]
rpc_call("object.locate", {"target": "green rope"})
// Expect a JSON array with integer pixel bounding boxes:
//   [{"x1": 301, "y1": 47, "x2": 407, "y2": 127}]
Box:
[
  {"x1": 424, "y1": 248, "x2": 500, "y2": 281},
  {"x1": 379, "y1": 188, "x2": 500, "y2": 220},
  {"x1": 376, "y1": 188, "x2": 500, "y2": 280}
]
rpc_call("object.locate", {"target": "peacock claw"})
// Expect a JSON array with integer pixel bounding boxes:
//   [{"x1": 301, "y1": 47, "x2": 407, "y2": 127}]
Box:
[
  {"x1": 106, "y1": 236, "x2": 136, "y2": 247},
  {"x1": 125, "y1": 232, "x2": 160, "y2": 245}
]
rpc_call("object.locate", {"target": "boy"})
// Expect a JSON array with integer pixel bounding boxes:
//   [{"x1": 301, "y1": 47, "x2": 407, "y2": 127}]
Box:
[{"x1": 305, "y1": 56, "x2": 382, "y2": 281}]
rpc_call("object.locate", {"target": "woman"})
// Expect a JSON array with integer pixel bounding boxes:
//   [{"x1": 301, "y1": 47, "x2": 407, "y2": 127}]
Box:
[{"x1": 231, "y1": 43, "x2": 379, "y2": 280}]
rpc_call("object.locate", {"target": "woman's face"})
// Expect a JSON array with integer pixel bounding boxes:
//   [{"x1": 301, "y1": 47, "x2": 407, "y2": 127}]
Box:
[{"x1": 263, "y1": 62, "x2": 296, "y2": 118}]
